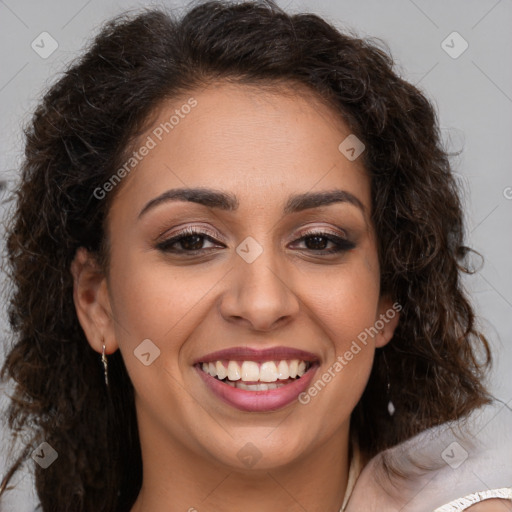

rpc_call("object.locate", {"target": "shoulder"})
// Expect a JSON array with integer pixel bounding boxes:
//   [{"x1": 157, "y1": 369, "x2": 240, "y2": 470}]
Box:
[
  {"x1": 466, "y1": 499, "x2": 512, "y2": 511},
  {"x1": 345, "y1": 402, "x2": 512, "y2": 512},
  {"x1": 433, "y1": 489, "x2": 512, "y2": 511}
]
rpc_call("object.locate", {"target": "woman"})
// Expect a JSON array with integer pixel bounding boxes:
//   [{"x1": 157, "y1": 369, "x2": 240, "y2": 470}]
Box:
[{"x1": 0, "y1": 1, "x2": 510, "y2": 510}]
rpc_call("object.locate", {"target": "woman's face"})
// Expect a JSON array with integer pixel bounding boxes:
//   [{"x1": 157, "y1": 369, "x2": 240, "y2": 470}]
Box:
[{"x1": 74, "y1": 82, "x2": 398, "y2": 472}]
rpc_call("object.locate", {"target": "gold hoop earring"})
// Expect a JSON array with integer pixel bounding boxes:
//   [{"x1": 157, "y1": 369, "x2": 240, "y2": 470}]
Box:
[{"x1": 101, "y1": 341, "x2": 109, "y2": 387}]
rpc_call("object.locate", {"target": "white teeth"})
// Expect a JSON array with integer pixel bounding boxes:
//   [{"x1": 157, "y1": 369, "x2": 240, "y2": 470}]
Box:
[
  {"x1": 227, "y1": 361, "x2": 241, "y2": 381},
  {"x1": 259, "y1": 361, "x2": 278, "y2": 382},
  {"x1": 216, "y1": 361, "x2": 227, "y2": 380},
  {"x1": 235, "y1": 381, "x2": 285, "y2": 391},
  {"x1": 201, "y1": 358, "x2": 312, "y2": 384},
  {"x1": 288, "y1": 360, "x2": 299, "y2": 378},
  {"x1": 241, "y1": 361, "x2": 259, "y2": 382},
  {"x1": 277, "y1": 360, "x2": 289, "y2": 380}
]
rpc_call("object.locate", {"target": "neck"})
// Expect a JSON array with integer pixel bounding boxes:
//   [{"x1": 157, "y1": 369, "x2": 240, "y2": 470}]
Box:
[{"x1": 130, "y1": 418, "x2": 351, "y2": 512}]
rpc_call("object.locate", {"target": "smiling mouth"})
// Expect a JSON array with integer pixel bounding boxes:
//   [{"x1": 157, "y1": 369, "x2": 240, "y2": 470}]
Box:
[{"x1": 199, "y1": 359, "x2": 312, "y2": 391}]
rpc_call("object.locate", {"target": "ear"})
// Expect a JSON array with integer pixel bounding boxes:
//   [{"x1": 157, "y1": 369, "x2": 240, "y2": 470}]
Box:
[
  {"x1": 374, "y1": 295, "x2": 401, "y2": 348},
  {"x1": 70, "y1": 247, "x2": 118, "y2": 355}
]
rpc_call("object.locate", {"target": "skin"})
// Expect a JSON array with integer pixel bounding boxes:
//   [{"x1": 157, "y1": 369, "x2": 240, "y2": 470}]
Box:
[
  {"x1": 71, "y1": 81, "x2": 401, "y2": 512},
  {"x1": 345, "y1": 450, "x2": 512, "y2": 511},
  {"x1": 468, "y1": 502, "x2": 512, "y2": 511}
]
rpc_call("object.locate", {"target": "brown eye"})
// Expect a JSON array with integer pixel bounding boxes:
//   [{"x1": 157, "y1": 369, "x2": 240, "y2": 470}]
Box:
[
  {"x1": 156, "y1": 228, "x2": 224, "y2": 253},
  {"x1": 291, "y1": 231, "x2": 355, "y2": 254}
]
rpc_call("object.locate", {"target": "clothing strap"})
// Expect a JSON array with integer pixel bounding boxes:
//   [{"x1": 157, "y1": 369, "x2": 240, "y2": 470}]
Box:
[{"x1": 432, "y1": 487, "x2": 512, "y2": 511}]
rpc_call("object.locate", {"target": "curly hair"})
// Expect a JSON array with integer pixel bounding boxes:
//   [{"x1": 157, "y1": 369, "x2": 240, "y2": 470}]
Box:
[{"x1": 0, "y1": 1, "x2": 491, "y2": 510}]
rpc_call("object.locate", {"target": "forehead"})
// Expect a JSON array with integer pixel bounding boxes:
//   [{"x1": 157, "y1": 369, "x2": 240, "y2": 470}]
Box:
[{"x1": 111, "y1": 81, "x2": 371, "y2": 218}]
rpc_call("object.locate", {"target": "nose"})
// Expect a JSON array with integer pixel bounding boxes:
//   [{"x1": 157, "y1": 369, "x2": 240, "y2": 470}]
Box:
[{"x1": 219, "y1": 251, "x2": 300, "y2": 332}]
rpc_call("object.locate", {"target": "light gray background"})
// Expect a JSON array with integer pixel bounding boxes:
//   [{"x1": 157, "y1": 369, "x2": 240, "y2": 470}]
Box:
[{"x1": 1, "y1": 0, "x2": 511, "y2": 510}]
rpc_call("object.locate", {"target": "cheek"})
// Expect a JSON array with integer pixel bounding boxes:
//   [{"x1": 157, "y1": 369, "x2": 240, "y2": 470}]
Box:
[
  {"x1": 106, "y1": 246, "x2": 230, "y2": 396},
  {"x1": 297, "y1": 257, "x2": 380, "y2": 409},
  {"x1": 314, "y1": 281, "x2": 379, "y2": 369},
  {"x1": 108, "y1": 247, "x2": 216, "y2": 338},
  {"x1": 305, "y1": 257, "x2": 381, "y2": 342}
]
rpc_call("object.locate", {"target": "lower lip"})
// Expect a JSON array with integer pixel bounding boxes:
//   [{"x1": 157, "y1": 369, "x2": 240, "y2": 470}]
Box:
[{"x1": 196, "y1": 364, "x2": 318, "y2": 412}]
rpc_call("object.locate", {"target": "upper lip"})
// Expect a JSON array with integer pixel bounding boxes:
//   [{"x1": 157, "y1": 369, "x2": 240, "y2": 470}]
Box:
[{"x1": 194, "y1": 346, "x2": 320, "y2": 365}]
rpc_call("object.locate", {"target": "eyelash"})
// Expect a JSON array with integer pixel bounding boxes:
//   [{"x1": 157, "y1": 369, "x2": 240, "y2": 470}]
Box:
[{"x1": 156, "y1": 227, "x2": 355, "y2": 255}]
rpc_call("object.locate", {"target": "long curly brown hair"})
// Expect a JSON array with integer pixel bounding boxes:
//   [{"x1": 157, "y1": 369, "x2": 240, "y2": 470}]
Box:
[{"x1": 0, "y1": 1, "x2": 492, "y2": 510}]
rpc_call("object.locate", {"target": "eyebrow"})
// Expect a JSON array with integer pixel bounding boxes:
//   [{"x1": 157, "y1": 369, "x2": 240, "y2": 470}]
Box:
[{"x1": 137, "y1": 187, "x2": 365, "y2": 219}]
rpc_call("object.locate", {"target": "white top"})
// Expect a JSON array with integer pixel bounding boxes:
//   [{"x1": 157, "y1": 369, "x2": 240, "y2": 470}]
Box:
[{"x1": 342, "y1": 400, "x2": 512, "y2": 511}]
